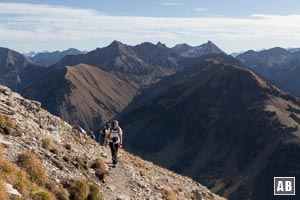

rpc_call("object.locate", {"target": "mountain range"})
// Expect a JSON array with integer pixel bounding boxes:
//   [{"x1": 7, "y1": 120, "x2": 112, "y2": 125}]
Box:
[
  {"x1": 237, "y1": 47, "x2": 300, "y2": 97},
  {"x1": 51, "y1": 40, "x2": 225, "y2": 88},
  {"x1": 2, "y1": 41, "x2": 300, "y2": 200},
  {"x1": 16, "y1": 40, "x2": 225, "y2": 131},
  {"x1": 119, "y1": 55, "x2": 300, "y2": 199},
  {"x1": 28, "y1": 48, "x2": 85, "y2": 67}
]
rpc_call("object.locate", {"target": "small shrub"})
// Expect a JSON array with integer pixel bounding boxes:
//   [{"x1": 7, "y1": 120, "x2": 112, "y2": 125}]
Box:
[
  {"x1": 45, "y1": 181, "x2": 69, "y2": 200},
  {"x1": 64, "y1": 144, "x2": 72, "y2": 151},
  {"x1": 31, "y1": 191, "x2": 55, "y2": 200},
  {"x1": 0, "y1": 147, "x2": 15, "y2": 178},
  {"x1": 0, "y1": 159, "x2": 15, "y2": 175},
  {"x1": 50, "y1": 148, "x2": 59, "y2": 155},
  {"x1": 17, "y1": 151, "x2": 48, "y2": 186},
  {"x1": 87, "y1": 184, "x2": 103, "y2": 200},
  {"x1": 74, "y1": 157, "x2": 89, "y2": 170},
  {"x1": 0, "y1": 114, "x2": 15, "y2": 129},
  {"x1": 63, "y1": 155, "x2": 71, "y2": 164},
  {"x1": 95, "y1": 170, "x2": 105, "y2": 181},
  {"x1": 53, "y1": 159, "x2": 64, "y2": 170},
  {"x1": 54, "y1": 188, "x2": 69, "y2": 200},
  {"x1": 83, "y1": 160, "x2": 90, "y2": 170},
  {"x1": 164, "y1": 187, "x2": 176, "y2": 200},
  {"x1": 74, "y1": 157, "x2": 84, "y2": 169},
  {"x1": 91, "y1": 159, "x2": 106, "y2": 180},
  {"x1": 68, "y1": 179, "x2": 89, "y2": 200},
  {"x1": 177, "y1": 187, "x2": 183, "y2": 192},
  {"x1": 41, "y1": 138, "x2": 51, "y2": 150},
  {"x1": 91, "y1": 159, "x2": 106, "y2": 171}
]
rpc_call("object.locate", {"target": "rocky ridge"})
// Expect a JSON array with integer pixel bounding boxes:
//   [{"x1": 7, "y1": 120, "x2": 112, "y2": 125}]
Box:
[{"x1": 0, "y1": 85, "x2": 223, "y2": 200}]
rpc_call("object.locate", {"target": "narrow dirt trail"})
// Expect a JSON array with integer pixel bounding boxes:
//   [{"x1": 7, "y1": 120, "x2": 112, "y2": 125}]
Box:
[{"x1": 101, "y1": 147, "x2": 138, "y2": 200}]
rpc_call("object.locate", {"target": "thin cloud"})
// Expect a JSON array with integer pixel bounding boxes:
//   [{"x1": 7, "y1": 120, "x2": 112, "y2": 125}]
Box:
[
  {"x1": 161, "y1": 2, "x2": 183, "y2": 6},
  {"x1": 193, "y1": 8, "x2": 208, "y2": 12},
  {"x1": 1, "y1": 3, "x2": 300, "y2": 53}
]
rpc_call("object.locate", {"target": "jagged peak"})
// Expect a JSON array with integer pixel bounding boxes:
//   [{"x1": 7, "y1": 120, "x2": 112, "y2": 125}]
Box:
[
  {"x1": 109, "y1": 40, "x2": 126, "y2": 48},
  {"x1": 156, "y1": 41, "x2": 168, "y2": 48},
  {"x1": 173, "y1": 43, "x2": 193, "y2": 49}
]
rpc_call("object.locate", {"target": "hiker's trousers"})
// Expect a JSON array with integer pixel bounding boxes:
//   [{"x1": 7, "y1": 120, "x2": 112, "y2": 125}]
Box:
[{"x1": 109, "y1": 142, "x2": 119, "y2": 164}]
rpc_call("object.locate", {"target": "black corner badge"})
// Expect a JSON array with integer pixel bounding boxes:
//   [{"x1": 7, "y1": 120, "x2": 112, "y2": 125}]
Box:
[{"x1": 274, "y1": 177, "x2": 295, "y2": 196}]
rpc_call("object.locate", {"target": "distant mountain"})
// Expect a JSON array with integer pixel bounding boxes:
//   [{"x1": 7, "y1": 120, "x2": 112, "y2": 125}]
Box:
[
  {"x1": 20, "y1": 41, "x2": 227, "y2": 131},
  {"x1": 132, "y1": 42, "x2": 179, "y2": 70},
  {"x1": 287, "y1": 47, "x2": 300, "y2": 53},
  {"x1": 53, "y1": 40, "x2": 226, "y2": 89},
  {"x1": 230, "y1": 51, "x2": 245, "y2": 57},
  {"x1": 22, "y1": 64, "x2": 137, "y2": 131},
  {"x1": 172, "y1": 43, "x2": 194, "y2": 54},
  {"x1": 30, "y1": 48, "x2": 85, "y2": 67},
  {"x1": 23, "y1": 51, "x2": 37, "y2": 58},
  {"x1": 237, "y1": 47, "x2": 300, "y2": 96},
  {"x1": 172, "y1": 41, "x2": 226, "y2": 57},
  {"x1": 0, "y1": 47, "x2": 45, "y2": 91},
  {"x1": 119, "y1": 56, "x2": 300, "y2": 199},
  {"x1": 54, "y1": 41, "x2": 166, "y2": 89}
]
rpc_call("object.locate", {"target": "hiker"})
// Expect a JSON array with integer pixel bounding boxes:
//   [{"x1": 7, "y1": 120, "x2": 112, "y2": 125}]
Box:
[
  {"x1": 99, "y1": 126, "x2": 107, "y2": 145},
  {"x1": 104, "y1": 120, "x2": 123, "y2": 167},
  {"x1": 89, "y1": 131, "x2": 96, "y2": 140}
]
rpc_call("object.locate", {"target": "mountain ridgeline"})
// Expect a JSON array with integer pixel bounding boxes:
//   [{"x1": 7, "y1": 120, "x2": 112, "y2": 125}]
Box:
[
  {"x1": 19, "y1": 41, "x2": 226, "y2": 130},
  {"x1": 237, "y1": 47, "x2": 300, "y2": 97},
  {"x1": 29, "y1": 48, "x2": 85, "y2": 67},
  {"x1": 51, "y1": 40, "x2": 226, "y2": 88},
  {"x1": 119, "y1": 58, "x2": 300, "y2": 199},
  {"x1": 22, "y1": 64, "x2": 137, "y2": 131},
  {"x1": 0, "y1": 47, "x2": 45, "y2": 91}
]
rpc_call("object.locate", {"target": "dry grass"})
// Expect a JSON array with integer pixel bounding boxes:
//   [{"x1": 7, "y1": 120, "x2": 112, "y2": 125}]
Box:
[
  {"x1": 41, "y1": 137, "x2": 52, "y2": 150},
  {"x1": 87, "y1": 184, "x2": 103, "y2": 200},
  {"x1": 0, "y1": 146, "x2": 15, "y2": 181},
  {"x1": 0, "y1": 114, "x2": 16, "y2": 129},
  {"x1": 45, "y1": 181, "x2": 69, "y2": 200},
  {"x1": 17, "y1": 151, "x2": 48, "y2": 186},
  {"x1": 66, "y1": 179, "x2": 103, "y2": 200},
  {"x1": 1, "y1": 147, "x2": 65, "y2": 200},
  {"x1": 164, "y1": 187, "x2": 177, "y2": 200},
  {"x1": 0, "y1": 177, "x2": 9, "y2": 200},
  {"x1": 91, "y1": 159, "x2": 106, "y2": 181},
  {"x1": 68, "y1": 179, "x2": 90, "y2": 200},
  {"x1": 31, "y1": 190, "x2": 56, "y2": 200},
  {"x1": 74, "y1": 156, "x2": 84, "y2": 169},
  {"x1": 74, "y1": 156, "x2": 89, "y2": 170},
  {"x1": 91, "y1": 158, "x2": 106, "y2": 171}
]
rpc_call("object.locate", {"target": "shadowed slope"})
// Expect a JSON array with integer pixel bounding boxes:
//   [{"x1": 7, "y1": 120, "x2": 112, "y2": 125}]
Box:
[
  {"x1": 120, "y1": 60, "x2": 300, "y2": 199},
  {"x1": 23, "y1": 64, "x2": 137, "y2": 130}
]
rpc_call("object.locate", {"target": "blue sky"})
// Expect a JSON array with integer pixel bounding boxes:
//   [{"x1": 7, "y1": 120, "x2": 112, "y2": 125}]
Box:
[{"x1": 1, "y1": 0, "x2": 300, "y2": 53}]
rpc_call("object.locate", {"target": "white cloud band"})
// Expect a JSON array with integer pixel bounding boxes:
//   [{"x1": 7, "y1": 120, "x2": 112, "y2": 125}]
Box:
[{"x1": 0, "y1": 2, "x2": 300, "y2": 53}]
